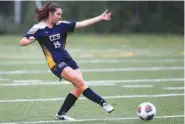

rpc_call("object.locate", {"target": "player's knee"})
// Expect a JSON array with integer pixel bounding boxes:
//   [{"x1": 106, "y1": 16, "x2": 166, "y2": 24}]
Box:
[
  {"x1": 74, "y1": 77, "x2": 87, "y2": 92},
  {"x1": 78, "y1": 81, "x2": 87, "y2": 92},
  {"x1": 66, "y1": 73, "x2": 87, "y2": 93},
  {"x1": 76, "y1": 78, "x2": 86, "y2": 90}
]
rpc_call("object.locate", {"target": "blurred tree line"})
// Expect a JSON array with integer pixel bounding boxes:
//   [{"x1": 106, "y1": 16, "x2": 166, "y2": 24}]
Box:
[{"x1": 0, "y1": 1, "x2": 184, "y2": 34}]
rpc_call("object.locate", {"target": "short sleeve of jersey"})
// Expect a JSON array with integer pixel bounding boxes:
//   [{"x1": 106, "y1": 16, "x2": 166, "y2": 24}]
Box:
[
  {"x1": 24, "y1": 25, "x2": 39, "y2": 40},
  {"x1": 60, "y1": 21, "x2": 76, "y2": 33}
]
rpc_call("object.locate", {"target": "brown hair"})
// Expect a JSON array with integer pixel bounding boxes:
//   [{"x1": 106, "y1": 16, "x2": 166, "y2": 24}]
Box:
[{"x1": 35, "y1": 2, "x2": 60, "y2": 22}]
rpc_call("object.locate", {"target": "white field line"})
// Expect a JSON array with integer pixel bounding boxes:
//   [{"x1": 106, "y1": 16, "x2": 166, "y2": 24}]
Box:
[
  {"x1": 0, "y1": 59, "x2": 183, "y2": 65},
  {"x1": 82, "y1": 67, "x2": 183, "y2": 72},
  {"x1": 0, "y1": 78, "x2": 9, "y2": 81},
  {"x1": 0, "y1": 66, "x2": 183, "y2": 75},
  {"x1": 122, "y1": 85, "x2": 153, "y2": 88},
  {"x1": 0, "y1": 78, "x2": 183, "y2": 87},
  {"x1": 164, "y1": 87, "x2": 185, "y2": 90},
  {"x1": 2, "y1": 115, "x2": 184, "y2": 124},
  {"x1": 12, "y1": 82, "x2": 115, "y2": 86},
  {"x1": 13, "y1": 80, "x2": 42, "y2": 83},
  {"x1": 0, "y1": 94, "x2": 184, "y2": 103}
]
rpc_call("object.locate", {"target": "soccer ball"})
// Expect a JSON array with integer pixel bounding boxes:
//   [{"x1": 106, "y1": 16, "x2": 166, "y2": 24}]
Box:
[{"x1": 137, "y1": 102, "x2": 156, "y2": 120}]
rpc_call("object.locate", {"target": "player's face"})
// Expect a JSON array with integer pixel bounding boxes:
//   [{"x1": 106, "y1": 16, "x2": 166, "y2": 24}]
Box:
[{"x1": 51, "y1": 8, "x2": 62, "y2": 24}]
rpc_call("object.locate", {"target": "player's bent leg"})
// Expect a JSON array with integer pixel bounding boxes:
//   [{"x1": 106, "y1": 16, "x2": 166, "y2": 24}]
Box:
[
  {"x1": 56, "y1": 67, "x2": 88, "y2": 120},
  {"x1": 57, "y1": 66, "x2": 114, "y2": 120},
  {"x1": 74, "y1": 69, "x2": 114, "y2": 113}
]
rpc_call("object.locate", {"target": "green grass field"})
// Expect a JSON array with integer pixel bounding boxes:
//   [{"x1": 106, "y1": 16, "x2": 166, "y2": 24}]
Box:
[{"x1": 0, "y1": 34, "x2": 184, "y2": 124}]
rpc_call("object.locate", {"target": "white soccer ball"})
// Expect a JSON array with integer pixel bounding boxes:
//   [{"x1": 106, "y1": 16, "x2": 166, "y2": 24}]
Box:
[{"x1": 137, "y1": 102, "x2": 156, "y2": 120}]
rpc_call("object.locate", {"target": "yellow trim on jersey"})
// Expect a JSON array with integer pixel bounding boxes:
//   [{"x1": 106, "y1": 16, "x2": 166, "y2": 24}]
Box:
[{"x1": 43, "y1": 47, "x2": 56, "y2": 69}]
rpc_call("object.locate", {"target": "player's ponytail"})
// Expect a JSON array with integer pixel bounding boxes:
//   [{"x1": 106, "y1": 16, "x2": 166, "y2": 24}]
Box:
[{"x1": 35, "y1": 2, "x2": 60, "y2": 22}]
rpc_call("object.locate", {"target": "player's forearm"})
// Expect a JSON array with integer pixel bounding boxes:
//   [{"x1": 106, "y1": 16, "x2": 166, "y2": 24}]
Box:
[
  {"x1": 19, "y1": 37, "x2": 35, "y2": 46},
  {"x1": 75, "y1": 15, "x2": 103, "y2": 28}
]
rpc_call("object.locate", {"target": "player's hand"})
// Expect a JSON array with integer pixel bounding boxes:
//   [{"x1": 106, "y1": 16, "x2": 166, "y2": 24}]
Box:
[{"x1": 100, "y1": 9, "x2": 112, "y2": 21}]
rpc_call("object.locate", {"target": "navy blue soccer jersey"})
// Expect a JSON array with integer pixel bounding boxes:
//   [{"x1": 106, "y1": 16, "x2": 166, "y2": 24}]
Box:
[
  {"x1": 24, "y1": 20, "x2": 79, "y2": 78},
  {"x1": 24, "y1": 21, "x2": 76, "y2": 70}
]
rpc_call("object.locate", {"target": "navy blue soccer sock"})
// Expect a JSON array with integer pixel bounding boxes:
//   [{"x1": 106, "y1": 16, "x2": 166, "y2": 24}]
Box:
[
  {"x1": 83, "y1": 88, "x2": 106, "y2": 106},
  {"x1": 58, "y1": 93, "x2": 77, "y2": 115}
]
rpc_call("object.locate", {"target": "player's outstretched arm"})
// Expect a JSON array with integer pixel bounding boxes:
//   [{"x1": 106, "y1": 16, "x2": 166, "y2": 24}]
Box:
[
  {"x1": 19, "y1": 36, "x2": 35, "y2": 46},
  {"x1": 75, "y1": 9, "x2": 111, "y2": 29}
]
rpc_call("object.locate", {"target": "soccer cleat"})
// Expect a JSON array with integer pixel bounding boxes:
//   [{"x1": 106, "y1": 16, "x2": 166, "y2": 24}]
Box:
[
  {"x1": 56, "y1": 114, "x2": 75, "y2": 121},
  {"x1": 102, "y1": 102, "x2": 114, "y2": 113}
]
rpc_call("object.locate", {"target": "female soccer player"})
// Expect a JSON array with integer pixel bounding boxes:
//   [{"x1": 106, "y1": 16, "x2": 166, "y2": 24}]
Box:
[{"x1": 19, "y1": 2, "x2": 113, "y2": 120}]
